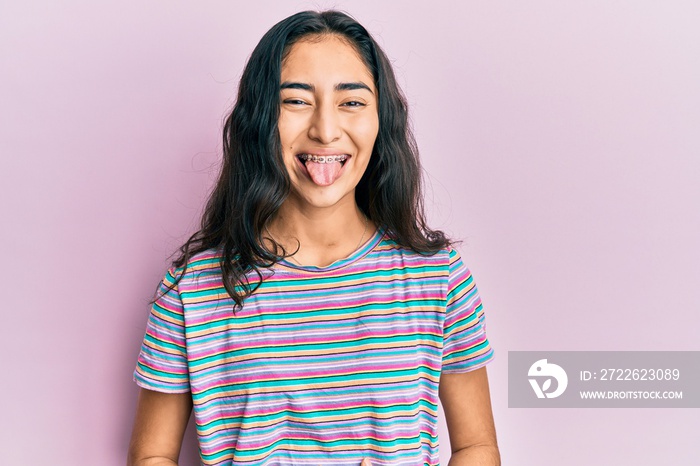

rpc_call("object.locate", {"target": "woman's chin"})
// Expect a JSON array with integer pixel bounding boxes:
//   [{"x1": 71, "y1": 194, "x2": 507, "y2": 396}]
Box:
[{"x1": 286, "y1": 184, "x2": 357, "y2": 211}]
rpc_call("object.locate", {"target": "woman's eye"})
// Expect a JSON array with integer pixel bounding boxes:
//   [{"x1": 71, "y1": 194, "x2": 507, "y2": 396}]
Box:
[
  {"x1": 283, "y1": 99, "x2": 308, "y2": 105},
  {"x1": 342, "y1": 100, "x2": 366, "y2": 108}
]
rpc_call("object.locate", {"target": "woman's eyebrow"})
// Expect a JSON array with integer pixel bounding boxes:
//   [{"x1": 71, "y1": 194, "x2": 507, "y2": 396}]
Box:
[
  {"x1": 280, "y1": 81, "x2": 373, "y2": 93},
  {"x1": 281, "y1": 81, "x2": 313, "y2": 91},
  {"x1": 335, "y1": 82, "x2": 373, "y2": 93}
]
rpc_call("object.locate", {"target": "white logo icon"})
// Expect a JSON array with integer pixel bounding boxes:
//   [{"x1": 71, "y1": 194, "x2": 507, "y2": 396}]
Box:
[{"x1": 528, "y1": 359, "x2": 568, "y2": 398}]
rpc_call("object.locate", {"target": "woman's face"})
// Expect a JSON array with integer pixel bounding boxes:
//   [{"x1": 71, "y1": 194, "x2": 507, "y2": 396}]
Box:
[{"x1": 278, "y1": 34, "x2": 379, "y2": 212}]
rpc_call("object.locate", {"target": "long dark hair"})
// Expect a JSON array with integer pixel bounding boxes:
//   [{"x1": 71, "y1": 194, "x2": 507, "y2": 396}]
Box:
[{"x1": 172, "y1": 10, "x2": 449, "y2": 310}]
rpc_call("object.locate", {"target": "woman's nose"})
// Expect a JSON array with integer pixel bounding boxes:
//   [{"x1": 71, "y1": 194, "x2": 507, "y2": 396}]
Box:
[{"x1": 307, "y1": 102, "x2": 342, "y2": 144}]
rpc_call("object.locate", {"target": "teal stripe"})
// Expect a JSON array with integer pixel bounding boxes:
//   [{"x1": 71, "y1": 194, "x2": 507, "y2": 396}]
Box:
[{"x1": 196, "y1": 398, "x2": 438, "y2": 430}]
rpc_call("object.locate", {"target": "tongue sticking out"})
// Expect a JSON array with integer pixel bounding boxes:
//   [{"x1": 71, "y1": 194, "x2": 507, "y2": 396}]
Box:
[{"x1": 305, "y1": 160, "x2": 343, "y2": 186}]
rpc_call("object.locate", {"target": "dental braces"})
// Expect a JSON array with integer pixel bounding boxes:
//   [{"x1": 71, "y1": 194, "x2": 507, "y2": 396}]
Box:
[{"x1": 299, "y1": 154, "x2": 348, "y2": 163}]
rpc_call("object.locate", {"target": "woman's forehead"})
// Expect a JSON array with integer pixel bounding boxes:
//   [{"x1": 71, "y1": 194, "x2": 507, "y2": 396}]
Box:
[{"x1": 281, "y1": 35, "x2": 374, "y2": 87}]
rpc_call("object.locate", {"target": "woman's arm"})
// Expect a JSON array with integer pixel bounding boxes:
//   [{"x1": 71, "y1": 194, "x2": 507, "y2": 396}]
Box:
[
  {"x1": 127, "y1": 388, "x2": 193, "y2": 466},
  {"x1": 439, "y1": 367, "x2": 500, "y2": 466}
]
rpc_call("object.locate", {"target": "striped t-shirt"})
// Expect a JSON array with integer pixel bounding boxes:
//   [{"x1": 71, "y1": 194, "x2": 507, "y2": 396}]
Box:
[{"x1": 134, "y1": 229, "x2": 493, "y2": 466}]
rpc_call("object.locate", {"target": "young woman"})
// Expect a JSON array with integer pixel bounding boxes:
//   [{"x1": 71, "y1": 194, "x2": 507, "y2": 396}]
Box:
[{"x1": 128, "y1": 10, "x2": 499, "y2": 466}]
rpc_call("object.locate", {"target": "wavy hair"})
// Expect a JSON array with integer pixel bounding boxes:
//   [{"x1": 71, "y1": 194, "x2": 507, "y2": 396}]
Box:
[{"x1": 171, "y1": 10, "x2": 449, "y2": 310}]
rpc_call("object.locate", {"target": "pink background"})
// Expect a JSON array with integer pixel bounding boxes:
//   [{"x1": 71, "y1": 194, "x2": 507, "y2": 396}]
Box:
[{"x1": 2, "y1": 1, "x2": 699, "y2": 464}]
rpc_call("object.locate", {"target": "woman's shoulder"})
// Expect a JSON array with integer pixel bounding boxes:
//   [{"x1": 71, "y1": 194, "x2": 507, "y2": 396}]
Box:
[
  {"x1": 186, "y1": 247, "x2": 224, "y2": 268},
  {"x1": 375, "y1": 232, "x2": 456, "y2": 265},
  {"x1": 165, "y1": 247, "x2": 225, "y2": 283}
]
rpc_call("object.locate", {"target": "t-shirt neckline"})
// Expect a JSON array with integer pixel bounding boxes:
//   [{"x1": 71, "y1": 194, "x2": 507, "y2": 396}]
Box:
[{"x1": 277, "y1": 227, "x2": 385, "y2": 273}]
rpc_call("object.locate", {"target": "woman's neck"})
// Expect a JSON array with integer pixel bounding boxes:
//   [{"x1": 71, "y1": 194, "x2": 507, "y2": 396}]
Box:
[{"x1": 266, "y1": 198, "x2": 374, "y2": 267}]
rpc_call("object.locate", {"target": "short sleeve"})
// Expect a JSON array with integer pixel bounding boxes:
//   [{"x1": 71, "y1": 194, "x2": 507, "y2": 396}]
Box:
[
  {"x1": 442, "y1": 248, "x2": 494, "y2": 373},
  {"x1": 133, "y1": 267, "x2": 191, "y2": 393}
]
